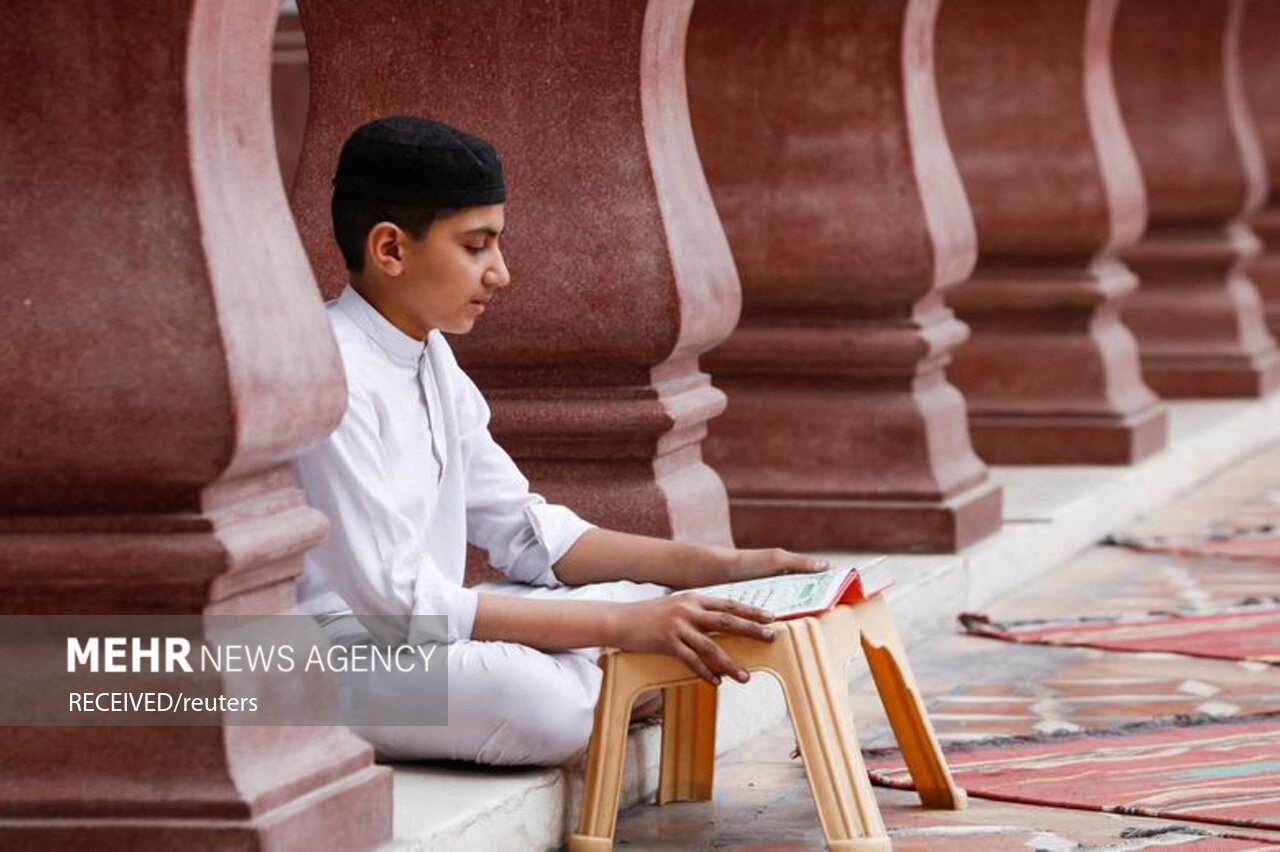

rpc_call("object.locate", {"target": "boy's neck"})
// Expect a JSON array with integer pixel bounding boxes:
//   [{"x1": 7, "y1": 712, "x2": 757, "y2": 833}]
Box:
[{"x1": 350, "y1": 276, "x2": 430, "y2": 342}]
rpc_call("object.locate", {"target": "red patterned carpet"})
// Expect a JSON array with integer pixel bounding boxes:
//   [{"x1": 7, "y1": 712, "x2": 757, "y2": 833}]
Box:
[
  {"x1": 1111, "y1": 483, "x2": 1280, "y2": 563},
  {"x1": 960, "y1": 600, "x2": 1280, "y2": 665},
  {"x1": 865, "y1": 714, "x2": 1280, "y2": 836},
  {"x1": 1111, "y1": 531, "x2": 1280, "y2": 563}
]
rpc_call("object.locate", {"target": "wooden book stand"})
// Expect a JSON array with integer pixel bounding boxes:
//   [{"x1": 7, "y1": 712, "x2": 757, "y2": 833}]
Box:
[{"x1": 568, "y1": 594, "x2": 966, "y2": 851}]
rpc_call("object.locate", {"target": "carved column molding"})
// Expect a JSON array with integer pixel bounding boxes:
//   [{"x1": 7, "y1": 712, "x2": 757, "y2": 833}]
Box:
[
  {"x1": 1112, "y1": 0, "x2": 1280, "y2": 397},
  {"x1": 935, "y1": 0, "x2": 1168, "y2": 464},
  {"x1": 292, "y1": 0, "x2": 740, "y2": 549},
  {"x1": 1242, "y1": 0, "x2": 1280, "y2": 339},
  {"x1": 0, "y1": 0, "x2": 390, "y2": 847},
  {"x1": 687, "y1": 0, "x2": 1002, "y2": 552}
]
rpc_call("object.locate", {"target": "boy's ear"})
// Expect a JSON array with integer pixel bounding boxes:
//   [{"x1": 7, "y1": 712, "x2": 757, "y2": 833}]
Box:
[{"x1": 366, "y1": 221, "x2": 406, "y2": 276}]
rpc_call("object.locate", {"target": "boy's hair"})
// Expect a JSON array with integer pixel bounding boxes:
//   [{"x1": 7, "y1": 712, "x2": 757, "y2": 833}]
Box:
[
  {"x1": 330, "y1": 115, "x2": 506, "y2": 272},
  {"x1": 331, "y1": 193, "x2": 454, "y2": 272}
]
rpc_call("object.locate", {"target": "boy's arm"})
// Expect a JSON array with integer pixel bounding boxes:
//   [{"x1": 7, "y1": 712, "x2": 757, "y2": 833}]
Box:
[
  {"x1": 294, "y1": 382, "x2": 481, "y2": 644},
  {"x1": 454, "y1": 372, "x2": 594, "y2": 587},
  {"x1": 472, "y1": 590, "x2": 777, "y2": 685},
  {"x1": 450, "y1": 361, "x2": 824, "y2": 591},
  {"x1": 550, "y1": 528, "x2": 829, "y2": 589}
]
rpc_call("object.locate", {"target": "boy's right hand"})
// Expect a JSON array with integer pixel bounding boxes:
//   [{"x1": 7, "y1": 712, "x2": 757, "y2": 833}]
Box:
[{"x1": 611, "y1": 595, "x2": 775, "y2": 686}]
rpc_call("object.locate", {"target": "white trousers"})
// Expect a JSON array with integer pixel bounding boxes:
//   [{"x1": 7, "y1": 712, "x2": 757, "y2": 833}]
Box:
[{"x1": 319, "y1": 578, "x2": 669, "y2": 766}]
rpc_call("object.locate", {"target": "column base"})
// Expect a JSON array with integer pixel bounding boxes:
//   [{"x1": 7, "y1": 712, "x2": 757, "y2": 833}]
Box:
[
  {"x1": 729, "y1": 481, "x2": 1002, "y2": 553},
  {"x1": 1140, "y1": 350, "x2": 1280, "y2": 398},
  {"x1": 1245, "y1": 205, "x2": 1280, "y2": 338},
  {"x1": 969, "y1": 403, "x2": 1168, "y2": 465},
  {"x1": 0, "y1": 764, "x2": 392, "y2": 852}
]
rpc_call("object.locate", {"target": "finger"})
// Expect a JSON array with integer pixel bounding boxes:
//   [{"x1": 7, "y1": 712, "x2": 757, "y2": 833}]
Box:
[
  {"x1": 780, "y1": 551, "x2": 830, "y2": 574},
  {"x1": 672, "y1": 641, "x2": 720, "y2": 686},
  {"x1": 694, "y1": 607, "x2": 776, "y2": 642},
  {"x1": 699, "y1": 596, "x2": 775, "y2": 624},
  {"x1": 682, "y1": 628, "x2": 751, "y2": 684}
]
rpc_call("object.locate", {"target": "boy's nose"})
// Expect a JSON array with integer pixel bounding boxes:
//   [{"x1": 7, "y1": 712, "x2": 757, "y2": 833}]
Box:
[{"x1": 489, "y1": 248, "x2": 512, "y2": 288}]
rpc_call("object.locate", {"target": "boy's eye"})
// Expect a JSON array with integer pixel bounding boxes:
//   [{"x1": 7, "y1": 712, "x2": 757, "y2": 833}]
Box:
[{"x1": 465, "y1": 243, "x2": 486, "y2": 254}]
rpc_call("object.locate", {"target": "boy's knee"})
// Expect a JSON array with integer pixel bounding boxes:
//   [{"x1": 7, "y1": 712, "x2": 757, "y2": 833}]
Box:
[
  {"x1": 476, "y1": 657, "x2": 600, "y2": 766},
  {"x1": 514, "y1": 699, "x2": 595, "y2": 766}
]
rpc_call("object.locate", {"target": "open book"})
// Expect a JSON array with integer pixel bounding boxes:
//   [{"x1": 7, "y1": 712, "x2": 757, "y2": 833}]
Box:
[{"x1": 687, "y1": 556, "x2": 890, "y2": 621}]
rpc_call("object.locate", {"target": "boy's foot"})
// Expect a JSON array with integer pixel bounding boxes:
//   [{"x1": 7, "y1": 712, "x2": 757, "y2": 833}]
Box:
[{"x1": 630, "y1": 689, "x2": 664, "y2": 723}]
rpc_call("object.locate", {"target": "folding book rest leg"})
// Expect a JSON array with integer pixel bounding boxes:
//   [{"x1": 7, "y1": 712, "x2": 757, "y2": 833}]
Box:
[
  {"x1": 658, "y1": 680, "x2": 718, "y2": 804},
  {"x1": 855, "y1": 595, "x2": 967, "y2": 809},
  {"x1": 570, "y1": 652, "x2": 696, "y2": 851},
  {"x1": 768, "y1": 617, "x2": 893, "y2": 852},
  {"x1": 570, "y1": 653, "x2": 641, "y2": 852}
]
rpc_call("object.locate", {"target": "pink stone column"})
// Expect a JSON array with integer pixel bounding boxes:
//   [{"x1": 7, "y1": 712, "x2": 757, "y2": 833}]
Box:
[
  {"x1": 0, "y1": 1, "x2": 390, "y2": 847},
  {"x1": 687, "y1": 0, "x2": 1003, "y2": 552},
  {"x1": 1242, "y1": 0, "x2": 1280, "y2": 339},
  {"x1": 1112, "y1": 0, "x2": 1280, "y2": 397},
  {"x1": 935, "y1": 0, "x2": 1168, "y2": 465},
  {"x1": 292, "y1": 0, "x2": 740, "y2": 548}
]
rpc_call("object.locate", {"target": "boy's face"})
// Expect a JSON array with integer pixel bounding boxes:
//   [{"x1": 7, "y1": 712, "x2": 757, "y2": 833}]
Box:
[{"x1": 365, "y1": 203, "x2": 510, "y2": 338}]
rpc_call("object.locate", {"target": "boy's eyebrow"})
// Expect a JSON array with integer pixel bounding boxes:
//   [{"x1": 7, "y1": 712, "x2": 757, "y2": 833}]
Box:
[{"x1": 459, "y1": 226, "x2": 503, "y2": 237}]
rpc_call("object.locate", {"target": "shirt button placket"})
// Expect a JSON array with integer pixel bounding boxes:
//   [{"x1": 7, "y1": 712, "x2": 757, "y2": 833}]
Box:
[{"x1": 419, "y1": 351, "x2": 446, "y2": 485}]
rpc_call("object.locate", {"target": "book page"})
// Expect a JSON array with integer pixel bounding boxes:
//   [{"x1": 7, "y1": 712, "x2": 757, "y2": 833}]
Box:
[{"x1": 691, "y1": 566, "x2": 853, "y2": 619}]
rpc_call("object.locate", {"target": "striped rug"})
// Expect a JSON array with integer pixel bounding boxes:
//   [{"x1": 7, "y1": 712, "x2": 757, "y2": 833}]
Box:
[
  {"x1": 1109, "y1": 484, "x2": 1280, "y2": 562},
  {"x1": 1110, "y1": 530, "x2": 1280, "y2": 563},
  {"x1": 865, "y1": 714, "x2": 1280, "y2": 833},
  {"x1": 960, "y1": 600, "x2": 1280, "y2": 665}
]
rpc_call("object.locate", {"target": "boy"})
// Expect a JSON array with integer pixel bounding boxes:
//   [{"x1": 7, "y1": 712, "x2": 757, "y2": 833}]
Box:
[{"x1": 293, "y1": 115, "x2": 827, "y2": 766}]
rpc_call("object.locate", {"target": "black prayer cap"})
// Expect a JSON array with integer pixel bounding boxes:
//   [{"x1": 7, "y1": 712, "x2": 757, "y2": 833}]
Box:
[{"x1": 332, "y1": 115, "x2": 506, "y2": 207}]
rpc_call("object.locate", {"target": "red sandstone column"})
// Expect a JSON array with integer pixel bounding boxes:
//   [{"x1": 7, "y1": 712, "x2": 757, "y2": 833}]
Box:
[
  {"x1": 1112, "y1": 0, "x2": 1280, "y2": 397},
  {"x1": 292, "y1": 0, "x2": 739, "y2": 547},
  {"x1": 934, "y1": 0, "x2": 1168, "y2": 465},
  {"x1": 686, "y1": 0, "x2": 1003, "y2": 552},
  {"x1": 0, "y1": 1, "x2": 390, "y2": 848},
  {"x1": 1242, "y1": 0, "x2": 1280, "y2": 339}
]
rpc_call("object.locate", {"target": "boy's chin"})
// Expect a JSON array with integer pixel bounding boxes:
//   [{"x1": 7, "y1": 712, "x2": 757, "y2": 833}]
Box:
[{"x1": 441, "y1": 317, "x2": 478, "y2": 335}]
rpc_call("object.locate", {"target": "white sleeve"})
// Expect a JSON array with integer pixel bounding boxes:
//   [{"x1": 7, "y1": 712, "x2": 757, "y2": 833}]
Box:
[
  {"x1": 294, "y1": 385, "x2": 478, "y2": 645},
  {"x1": 455, "y1": 375, "x2": 595, "y2": 587}
]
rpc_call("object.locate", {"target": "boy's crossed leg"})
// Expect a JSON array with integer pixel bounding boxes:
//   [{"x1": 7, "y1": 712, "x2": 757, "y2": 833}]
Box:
[{"x1": 320, "y1": 578, "x2": 668, "y2": 766}]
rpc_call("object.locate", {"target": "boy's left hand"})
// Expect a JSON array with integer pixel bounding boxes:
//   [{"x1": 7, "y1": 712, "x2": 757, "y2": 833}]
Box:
[{"x1": 703, "y1": 547, "x2": 830, "y2": 587}]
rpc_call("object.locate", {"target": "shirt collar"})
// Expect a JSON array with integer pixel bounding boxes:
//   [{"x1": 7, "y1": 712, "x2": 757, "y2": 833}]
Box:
[{"x1": 334, "y1": 284, "x2": 427, "y2": 366}]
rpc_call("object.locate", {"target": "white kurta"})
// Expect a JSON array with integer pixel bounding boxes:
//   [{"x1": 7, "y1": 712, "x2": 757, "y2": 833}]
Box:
[
  {"x1": 293, "y1": 284, "x2": 596, "y2": 644},
  {"x1": 292, "y1": 285, "x2": 668, "y2": 765}
]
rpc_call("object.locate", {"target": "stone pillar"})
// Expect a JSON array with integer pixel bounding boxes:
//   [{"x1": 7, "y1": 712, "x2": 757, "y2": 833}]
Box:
[
  {"x1": 1242, "y1": 0, "x2": 1280, "y2": 339},
  {"x1": 0, "y1": 1, "x2": 391, "y2": 848},
  {"x1": 1112, "y1": 0, "x2": 1280, "y2": 397},
  {"x1": 687, "y1": 0, "x2": 1003, "y2": 552},
  {"x1": 934, "y1": 0, "x2": 1168, "y2": 465},
  {"x1": 292, "y1": 0, "x2": 739, "y2": 547}
]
